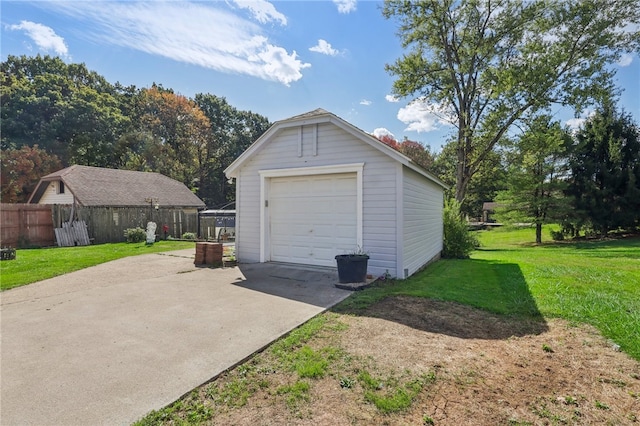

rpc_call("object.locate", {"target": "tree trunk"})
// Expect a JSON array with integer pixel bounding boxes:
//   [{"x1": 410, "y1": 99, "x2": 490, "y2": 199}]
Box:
[
  {"x1": 536, "y1": 223, "x2": 542, "y2": 244},
  {"x1": 455, "y1": 129, "x2": 470, "y2": 203}
]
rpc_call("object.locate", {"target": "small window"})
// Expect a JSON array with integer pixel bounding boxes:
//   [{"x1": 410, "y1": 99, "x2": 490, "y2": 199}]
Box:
[{"x1": 58, "y1": 181, "x2": 65, "y2": 194}]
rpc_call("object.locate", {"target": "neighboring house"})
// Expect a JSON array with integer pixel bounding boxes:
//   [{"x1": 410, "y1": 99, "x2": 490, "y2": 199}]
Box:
[
  {"x1": 225, "y1": 108, "x2": 447, "y2": 279},
  {"x1": 482, "y1": 202, "x2": 500, "y2": 223},
  {"x1": 28, "y1": 165, "x2": 206, "y2": 243}
]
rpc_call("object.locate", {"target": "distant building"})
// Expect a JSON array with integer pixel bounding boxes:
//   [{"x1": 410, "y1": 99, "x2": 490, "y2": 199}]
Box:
[
  {"x1": 482, "y1": 202, "x2": 501, "y2": 223},
  {"x1": 28, "y1": 165, "x2": 205, "y2": 244}
]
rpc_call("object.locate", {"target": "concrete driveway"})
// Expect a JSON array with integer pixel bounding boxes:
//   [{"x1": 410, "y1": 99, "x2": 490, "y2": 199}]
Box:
[{"x1": 0, "y1": 249, "x2": 351, "y2": 425}]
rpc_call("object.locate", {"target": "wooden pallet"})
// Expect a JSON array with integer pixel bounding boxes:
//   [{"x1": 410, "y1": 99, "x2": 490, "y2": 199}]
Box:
[{"x1": 55, "y1": 220, "x2": 91, "y2": 247}]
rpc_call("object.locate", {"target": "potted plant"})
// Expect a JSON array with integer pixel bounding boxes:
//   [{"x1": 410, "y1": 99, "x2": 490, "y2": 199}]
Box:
[{"x1": 335, "y1": 247, "x2": 369, "y2": 283}]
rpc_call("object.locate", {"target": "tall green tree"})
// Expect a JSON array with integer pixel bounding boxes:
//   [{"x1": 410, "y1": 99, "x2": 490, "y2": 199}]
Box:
[
  {"x1": 383, "y1": 0, "x2": 640, "y2": 203},
  {"x1": 432, "y1": 140, "x2": 507, "y2": 219},
  {"x1": 494, "y1": 116, "x2": 571, "y2": 243},
  {"x1": 195, "y1": 94, "x2": 270, "y2": 206},
  {"x1": 566, "y1": 104, "x2": 640, "y2": 235},
  {"x1": 1, "y1": 55, "x2": 129, "y2": 166}
]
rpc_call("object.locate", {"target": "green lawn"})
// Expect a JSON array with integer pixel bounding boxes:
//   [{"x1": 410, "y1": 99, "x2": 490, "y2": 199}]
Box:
[
  {"x1": 0, "y1": 241, "x2": 196, "y2": 291},
  {"x1": 339, "y1": 226, "x2": 640, "y2": 360}
]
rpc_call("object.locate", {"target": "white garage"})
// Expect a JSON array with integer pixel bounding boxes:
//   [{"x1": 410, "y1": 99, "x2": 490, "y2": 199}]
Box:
[{"x1": 225, "y1": 109, "x2": 447, "y2": 279}]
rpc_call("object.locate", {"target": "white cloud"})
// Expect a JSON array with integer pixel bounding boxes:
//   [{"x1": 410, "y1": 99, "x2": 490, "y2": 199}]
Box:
[
  {"x1": 565, "y1": 117, "x2": 585, "y2": 130},
  {"x1": 333, "y1": 0, "x2": 357, "y2": 14},
  {"x1": 372, "y1": 128, "x2": 395, "y2": 139},
  {"x1": 42, "y1": 2, "x2": 309, "y2": 86},
  {"x1": 397, "y1": 100, "x2": 455, "y2": 133},
  {"x1": 309, "y1": 39, "x2": 339, "y2": 56},
  {"x1": 566, "y1": 110, "x2": 596, "y2": 132},
  {"x1": 249, "y1": 44, "x2": 310, "y2": 85},
  {"x1": 360, "y1": 99, "x2": 372, "y2": 106},
  {"x1": 617, "y1": 53, "x2": 633, "y2": 67},
  {"x1": 231, "y1": 0, "x2": 287, "y2": 25},
  {"x1": 8, "y1": 20, "x2": 69, "y2": 57},
  {"x1": 385, "y1": 94, "x2": 400, "y2": 103}
]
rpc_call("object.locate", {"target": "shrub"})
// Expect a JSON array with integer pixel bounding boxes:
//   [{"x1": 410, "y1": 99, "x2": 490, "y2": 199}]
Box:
[
  {"x1": 182, "y1": 232, "x2": 196, "y2": 240},
  {"x1": 550, "y1": 229, "x2": 565, "y2": 241},
  {"x1": 124, "y1": 227, "x2": 146, "y2": 243},
  {"x1": 443, "y1": 198, "x2": 479, "y2": 258}
]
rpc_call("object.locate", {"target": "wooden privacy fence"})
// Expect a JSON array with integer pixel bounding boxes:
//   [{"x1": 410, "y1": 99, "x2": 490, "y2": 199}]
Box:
[
  {"x1": 51, "y1": 205, "x2": 200, "y2": 244},
  {"x1": 0, "y1": 204, "x2": 55, "y2": 248}
]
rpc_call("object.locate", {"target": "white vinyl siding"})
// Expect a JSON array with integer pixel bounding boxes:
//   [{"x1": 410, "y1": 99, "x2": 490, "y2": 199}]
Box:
[
  {"x1": 402, "y1": 167, "x2": 443, "y2": 277},
  {"x1": 235, "y1": 123, "x2": 398, "y2": 276},
  {"x1": 38, "y1": 181, "x2": 75, "y2": 205}
]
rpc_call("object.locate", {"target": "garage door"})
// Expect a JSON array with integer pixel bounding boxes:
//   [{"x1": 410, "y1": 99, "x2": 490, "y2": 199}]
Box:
[{"x1": 269, "y1": 173, "x2": 357, "y2": 267}]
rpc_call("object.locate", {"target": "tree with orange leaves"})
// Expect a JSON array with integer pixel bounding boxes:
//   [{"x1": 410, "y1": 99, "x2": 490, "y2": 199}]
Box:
[
  {"x1": 132, "y1": 85, "x2": 213, "y2": 194},
  {"x1": 1, "y1": 145, "x2": 62, "y2": 203},
  {"x1": 375, "y1": 134, "x2": 435, "y2": 171}
]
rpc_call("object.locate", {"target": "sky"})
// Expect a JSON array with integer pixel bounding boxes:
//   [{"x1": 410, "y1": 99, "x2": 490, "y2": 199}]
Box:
[{"x1": 2, "y1": 0, "x2": 639, "y2": 152}]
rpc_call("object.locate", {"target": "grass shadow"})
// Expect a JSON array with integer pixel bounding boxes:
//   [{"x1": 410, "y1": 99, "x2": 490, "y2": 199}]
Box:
[{"x1": 333, "y1": 259, "x2": 548, "y2": 340}]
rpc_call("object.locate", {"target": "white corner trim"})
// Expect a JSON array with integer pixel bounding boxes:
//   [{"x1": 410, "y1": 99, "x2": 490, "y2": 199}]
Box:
[
  {"x1": 396, "y1": 162, "x2": 404, "y2": 278},
  {"x1": 258, "y1": 163, "x2": 365, "y2": 262},
  {"x1": 259, "y1": 175, "x2": 266, "y2": 262}
]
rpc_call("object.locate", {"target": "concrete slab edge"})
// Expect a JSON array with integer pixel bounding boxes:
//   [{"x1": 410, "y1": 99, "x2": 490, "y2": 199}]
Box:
[{"x1": 133, "y1": 291, "x2": 352, "y2": 423}]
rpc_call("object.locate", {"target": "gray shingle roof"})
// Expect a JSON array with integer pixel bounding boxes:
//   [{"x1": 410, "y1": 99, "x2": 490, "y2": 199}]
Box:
[
  {"x1": 32, "y1": 165, "x2": 205, "y2": 208},
  {"x1": 285, "y1": 108, "x2": 330, "y2": 121}
]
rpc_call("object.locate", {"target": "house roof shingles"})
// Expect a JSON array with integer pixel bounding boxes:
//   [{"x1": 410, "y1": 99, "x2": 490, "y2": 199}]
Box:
[{"x1": 32, "y1": 165, "x2": 205, "y2": 208}]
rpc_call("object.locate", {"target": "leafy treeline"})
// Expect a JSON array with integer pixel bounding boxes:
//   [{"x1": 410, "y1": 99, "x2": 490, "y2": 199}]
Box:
[
  {"x1": 381, "y1": 0, "x2": 639, "y2": 241},
  {"x1": 493, "y1": 105, "x2": 640, "y2": 241},
  {"x1": 2, "y1": 55, "x2": 638, "y2": 239},
  {"x1": 383, "y1": 0, "x2": 639, "y2": 205},
  {"x1": 1, "y1": 55, "x2": 270, "y2": 206},
  {"x1": 377, "y1": 101, "x2": 640, "y2": 240}
]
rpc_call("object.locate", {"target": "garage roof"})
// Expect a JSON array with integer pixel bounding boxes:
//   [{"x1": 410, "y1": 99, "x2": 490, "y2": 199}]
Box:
[{"x1": 225, "y1": 108, "x2": 448, "y2": 189}]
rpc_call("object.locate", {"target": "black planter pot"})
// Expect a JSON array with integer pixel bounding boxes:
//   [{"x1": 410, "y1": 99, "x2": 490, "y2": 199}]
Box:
[{"x1": 335, "y1": 254, "x2": 369, "y2": 283}]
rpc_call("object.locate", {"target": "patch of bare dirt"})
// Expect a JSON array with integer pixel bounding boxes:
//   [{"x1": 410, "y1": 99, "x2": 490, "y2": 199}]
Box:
[
  {"x1": 341, "y1": 296, "x2": 639, "y2": 425},
  {"x1": 171, "y1": 296, "x2": 640, "y2": 425}
]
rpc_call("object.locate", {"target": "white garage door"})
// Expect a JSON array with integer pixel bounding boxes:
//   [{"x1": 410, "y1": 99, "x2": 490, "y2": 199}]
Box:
[{"x1": 269, "y1": 173, "x2": 357, "y2": 267}]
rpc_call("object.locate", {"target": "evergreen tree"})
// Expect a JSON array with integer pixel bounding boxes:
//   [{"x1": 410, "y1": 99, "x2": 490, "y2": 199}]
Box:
[
  {"x1": 494, "y1": 116, "x2": 571, "y2": 243},
  {"x1": 566, "y1": 105, "x2": 640, "y2": 235}
]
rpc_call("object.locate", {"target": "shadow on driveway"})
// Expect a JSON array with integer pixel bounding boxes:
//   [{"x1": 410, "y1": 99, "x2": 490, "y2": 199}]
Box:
[{"x1": 232, "y1": 262, "x2": 351, "y2": 308}]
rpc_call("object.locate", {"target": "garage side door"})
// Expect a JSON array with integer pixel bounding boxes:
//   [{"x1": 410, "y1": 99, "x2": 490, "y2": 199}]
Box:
[{"x1": 269, "y1": 173, "x2": 357, "y2": 267}]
